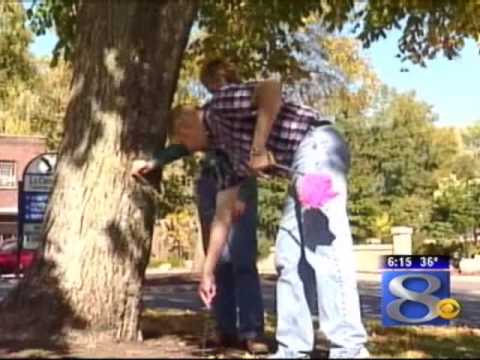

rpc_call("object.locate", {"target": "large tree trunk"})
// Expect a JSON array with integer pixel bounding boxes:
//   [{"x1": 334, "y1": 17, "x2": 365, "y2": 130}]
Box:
[{"x1": 0, "y1": 0, "x2": 198, "y2": 341}]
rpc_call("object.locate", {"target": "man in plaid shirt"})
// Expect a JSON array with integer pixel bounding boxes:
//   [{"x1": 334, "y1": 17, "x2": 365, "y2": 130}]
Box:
[
  {"x1": 199, "y1": 81, "x2": 329, "y2": 189},
  {"x1": 136, "y1": 80, "x2": 369, "y2": 359}
]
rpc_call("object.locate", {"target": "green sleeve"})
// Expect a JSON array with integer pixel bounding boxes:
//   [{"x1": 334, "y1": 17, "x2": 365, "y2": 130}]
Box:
[{"x1": 152, "y1": 144, "x2": 191, "y2": 167}]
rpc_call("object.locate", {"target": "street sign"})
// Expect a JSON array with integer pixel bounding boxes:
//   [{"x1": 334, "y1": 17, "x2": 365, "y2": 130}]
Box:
[
  {"x1": 18, "y1": 153, "x2": 57, "y2": 250},
  {"x1": 24, "y1": 173, "x2": 55, "y2": 192},
  {"x1": 21, "y1": 192, "x2": 50, "y2": 222}
]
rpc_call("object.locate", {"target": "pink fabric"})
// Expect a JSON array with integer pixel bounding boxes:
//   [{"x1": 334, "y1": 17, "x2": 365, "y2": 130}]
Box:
[{"x1": 297, "y1": 173, "x2": 338, "y2": 209}]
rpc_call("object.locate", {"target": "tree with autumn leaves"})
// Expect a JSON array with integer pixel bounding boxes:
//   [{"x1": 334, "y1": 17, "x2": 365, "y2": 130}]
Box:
[
  {"x1": 0, "y1": 2, "x2": 71, "y2": 149},
  {"x1": 1, "y1": 0, "x2": 480, "y2": 343}
]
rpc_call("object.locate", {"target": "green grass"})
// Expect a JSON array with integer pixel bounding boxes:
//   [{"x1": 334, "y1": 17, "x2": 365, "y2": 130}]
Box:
[
  {"x1": 141, "y1": 309, "x2": 480, "y2": 359},
  {"x1": 147, "y1": 258, "x2": 165, "y2": 268},
  {"x1": 147, "y1": 256, "x2": 185, "y2": 269},
  {"x1": 366, "y1": 321, "x2": 480, "y2": 358}
]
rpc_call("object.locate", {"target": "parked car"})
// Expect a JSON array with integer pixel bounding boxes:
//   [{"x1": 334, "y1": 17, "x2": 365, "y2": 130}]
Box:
[{"x1": 0, "y1": 240, "x2": 36, "y2": 275}]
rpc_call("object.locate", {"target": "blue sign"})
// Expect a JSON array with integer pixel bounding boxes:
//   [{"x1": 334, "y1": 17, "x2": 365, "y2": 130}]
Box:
[
  {"x1": 18, "y1": 153, "x2": 57, "y2": 250},
  {"x1": 381, "y1": 269, "x2": 452, "y2": 327},
  {"x1": 21, "y1": 191, "x2": 50, "y2": 223}
]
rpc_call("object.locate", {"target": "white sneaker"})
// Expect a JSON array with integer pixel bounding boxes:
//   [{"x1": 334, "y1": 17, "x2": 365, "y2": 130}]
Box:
[
  {"x1": 354, "y1": 348, "x2": 370, "y2": 358},
  {"x1": 329, "y1": 347, "x2": 370, "y2": 359},
  {"x1": 269, "y1": 349, "x2": 310, "y2": 359}
]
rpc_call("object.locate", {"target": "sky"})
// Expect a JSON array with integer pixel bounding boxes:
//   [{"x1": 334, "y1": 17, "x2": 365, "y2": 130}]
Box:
[
  {"x1": 29, "y1": 28, "x2": 479, "y2": 128},
  {"x1": 360, "y1": 30, "x2": 479, "y2": 128}
]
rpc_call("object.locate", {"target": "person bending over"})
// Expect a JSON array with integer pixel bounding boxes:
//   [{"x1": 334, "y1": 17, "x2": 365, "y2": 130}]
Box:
[{"x1": 160, "y1": 80, "x2": 370, "y2": 359}]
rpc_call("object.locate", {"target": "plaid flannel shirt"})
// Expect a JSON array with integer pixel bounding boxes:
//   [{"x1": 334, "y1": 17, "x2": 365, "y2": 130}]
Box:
[{"x1": 203, "y1": 82, "x2": 327, "y2": 190}]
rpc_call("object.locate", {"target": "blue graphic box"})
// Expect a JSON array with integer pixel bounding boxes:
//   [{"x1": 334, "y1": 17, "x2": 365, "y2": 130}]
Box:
[{"x1": 381, "y1": 270, "x2": 450, "y2": 327}]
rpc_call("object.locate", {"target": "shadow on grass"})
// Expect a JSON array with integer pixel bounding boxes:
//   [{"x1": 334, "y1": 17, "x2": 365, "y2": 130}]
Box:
[
  {"x1": 3, "y1": 307, "x2": 477, "y2": 358},
  {"x1": 141, "y1": 308, "x2": 229, "y2": 358},
  {"x1": 367, "y1": 321, "x2": 480, "y2": 358},
  {"x1": 140, "y1": 310, "x2": 480, "y2": 359},
  {"x1": 141, "y1": 308, "x2": 283, "y2": 358},
  {"x1": 141, "y1": 309, "x2": 328, "y2": 358},
  {"x1": 0, "y1": 340, "x2": 68, "y2": 359},
  {"x1": 0, "y1": 256, "x2": 89, "y2": 358}
]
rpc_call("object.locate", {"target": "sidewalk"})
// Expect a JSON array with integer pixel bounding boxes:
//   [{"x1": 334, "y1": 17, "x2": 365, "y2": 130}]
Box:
[{"x1": 4, "y1": 267, "x2": 476, "y2": 284}]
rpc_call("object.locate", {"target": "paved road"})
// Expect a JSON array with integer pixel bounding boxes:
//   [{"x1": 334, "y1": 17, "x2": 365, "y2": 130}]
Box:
[
  {"x1": 140, "y1": 275, "x2": 480, "y2": 328},
  {"x1": 1, "y1": 273, "x2": 479, "y2": 328}
]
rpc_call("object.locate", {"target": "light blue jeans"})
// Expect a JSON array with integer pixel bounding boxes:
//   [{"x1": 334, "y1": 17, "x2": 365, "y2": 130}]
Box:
[
  {"x1": 196, "y1": 175, "x2": 264, "y2": 340},
  {"x1": 274, "y1": 126, "x2": 368, "y2": 358}
]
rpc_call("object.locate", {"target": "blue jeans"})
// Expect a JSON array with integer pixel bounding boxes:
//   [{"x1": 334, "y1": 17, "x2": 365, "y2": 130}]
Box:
[
  {"x1": 196, "y1": 175, "x2": 264, "y2": 340},
  {"x1": 274, "y1": 126, "x2": 368, "y2": 358}
]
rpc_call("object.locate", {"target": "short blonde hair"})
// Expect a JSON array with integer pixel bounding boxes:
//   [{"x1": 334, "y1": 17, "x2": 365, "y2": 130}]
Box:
[
  {"x1": 167, "y1": 105, "x2": 199, "y2": 142},
  {"x1": 200, "y1": 58, "x2": 240, "y2": 88}
]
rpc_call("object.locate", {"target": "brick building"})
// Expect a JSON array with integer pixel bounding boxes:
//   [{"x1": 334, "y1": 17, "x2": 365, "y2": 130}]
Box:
[{"x1": 0, "y1": 135, "x2": 47, "y2": 244}]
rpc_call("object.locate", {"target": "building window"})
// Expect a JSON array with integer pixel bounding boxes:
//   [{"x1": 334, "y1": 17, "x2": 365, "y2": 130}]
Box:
[{"x1": 0, "y1": 161, "x2": 16, "y2": 189}]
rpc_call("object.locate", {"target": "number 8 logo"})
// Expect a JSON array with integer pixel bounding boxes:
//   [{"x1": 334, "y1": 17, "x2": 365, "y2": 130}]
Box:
[{"x1": 387, "y1": 273, "x2": 441, "y2": 323}]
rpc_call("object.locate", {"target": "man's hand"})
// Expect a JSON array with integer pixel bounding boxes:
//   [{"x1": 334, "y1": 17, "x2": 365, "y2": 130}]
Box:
[
  {"x1": 198, "y1": 272, "x2": 216, "y2": 309},
  {"x1": 248, "y1": 149, "x2": 276, "y2": 175},
  {"x1": 131, "y1": 159, "x2": 159, "y2": 179}
]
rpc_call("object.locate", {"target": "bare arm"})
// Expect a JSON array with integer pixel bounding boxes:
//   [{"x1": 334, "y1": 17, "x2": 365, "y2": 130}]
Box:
[
  {"x1": 251, "y1": 79, "x2": 282, "y2": 154},
  {"x1": 199, "y1": 185, "x2": 240, "y2": 307},
  {"x1": 202, "y1": 186, "x2": 240, "y2": 277}
]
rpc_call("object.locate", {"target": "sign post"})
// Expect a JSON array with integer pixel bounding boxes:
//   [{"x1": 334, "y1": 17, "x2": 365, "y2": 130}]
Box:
[
  {"x1": 17, "y1": 153, "x2": 57, "y2": 274},
  {"x1": 15, "y1": 180, "x2": 23, "y2": 278}
]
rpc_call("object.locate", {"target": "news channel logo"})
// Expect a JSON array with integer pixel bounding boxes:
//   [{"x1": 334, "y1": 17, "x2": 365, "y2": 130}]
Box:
[{"x1": 381, "y1": 255, "x2": 461, "y2": 327}]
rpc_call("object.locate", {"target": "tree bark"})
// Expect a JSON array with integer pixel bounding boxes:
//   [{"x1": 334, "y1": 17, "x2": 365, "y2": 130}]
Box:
[{"x1": 0, "y1": 0, "x2": 198, "y2": 341}]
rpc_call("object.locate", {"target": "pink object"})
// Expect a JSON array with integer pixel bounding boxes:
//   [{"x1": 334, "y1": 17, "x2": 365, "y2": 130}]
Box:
[{"x1": 297, "y1": 173, "x2": 338, "y2": 209}]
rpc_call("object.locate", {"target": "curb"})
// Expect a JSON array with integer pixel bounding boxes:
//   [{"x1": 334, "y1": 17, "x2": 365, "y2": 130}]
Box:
[{"x1": 145, "y1": 268, "x2": 480, "y2": 284}]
